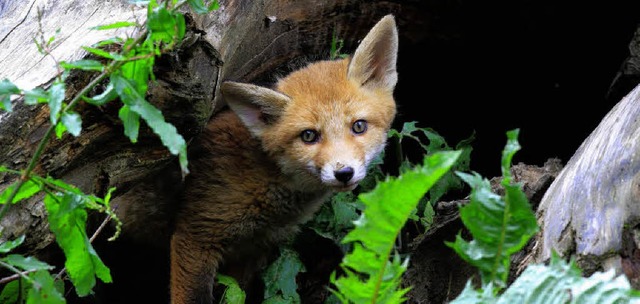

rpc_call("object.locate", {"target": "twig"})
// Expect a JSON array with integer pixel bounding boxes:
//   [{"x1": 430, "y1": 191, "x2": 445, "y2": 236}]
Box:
[
  {"x1": 55, "y1": 213, "x2": 113, "y2": 280},
  {"x1": 0, "y1": 269, "x2": 38, "y2": 284},
  {"x1": 0, "y1": 260, "x2": 35, "y2": 286}
]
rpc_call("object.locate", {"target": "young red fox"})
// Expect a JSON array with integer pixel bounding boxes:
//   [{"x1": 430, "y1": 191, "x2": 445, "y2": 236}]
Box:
[{"x1": 166, "y1": 14, "x2": 397, "y2": 303}]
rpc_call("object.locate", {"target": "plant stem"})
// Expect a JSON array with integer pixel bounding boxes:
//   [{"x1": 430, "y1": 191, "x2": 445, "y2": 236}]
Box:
[
  {"x1": 0, "y1": 269, "x2": 38, "y2": 284},
  {"x1": 0, "y1": 260, "x2": 36, "y2": 286}
]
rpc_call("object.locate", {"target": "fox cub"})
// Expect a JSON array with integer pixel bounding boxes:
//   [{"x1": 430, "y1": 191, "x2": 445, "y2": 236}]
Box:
[{"x1": 168, "y1": 15, "x2": 398, "y2": 303}]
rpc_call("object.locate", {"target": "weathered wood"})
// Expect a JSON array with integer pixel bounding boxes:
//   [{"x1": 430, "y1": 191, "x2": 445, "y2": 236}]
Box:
[{"x1": 531, "y1": 84, "x2": 640, "y2": 285}]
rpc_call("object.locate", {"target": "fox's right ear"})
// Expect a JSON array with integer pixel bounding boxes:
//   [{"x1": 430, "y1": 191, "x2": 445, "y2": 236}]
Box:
[
  {"x1": 348, "y1": 14, "x2": 398, "y2": 93},
  {"x1": 220, "y1": 81, "x2": 292, "y2": 137}
]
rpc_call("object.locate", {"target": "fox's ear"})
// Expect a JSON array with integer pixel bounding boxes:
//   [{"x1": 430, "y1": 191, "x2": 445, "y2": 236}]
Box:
[
  {"x1": 221, "y1": 81, "x2": 291, "y2": 137},
  {"x1": 347, "y1": 14, "x2": 398, "y2": 93}
]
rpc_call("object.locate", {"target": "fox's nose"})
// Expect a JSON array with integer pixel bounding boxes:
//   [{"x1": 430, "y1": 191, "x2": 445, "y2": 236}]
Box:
[{"x1": 334, "y1": 167, "x2": 354, "y2": 184}]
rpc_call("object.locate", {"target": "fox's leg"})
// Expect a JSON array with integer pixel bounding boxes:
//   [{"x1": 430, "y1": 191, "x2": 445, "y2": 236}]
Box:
[{"x1": 170, "y1": 230, "x2": 224, "y2": 304}]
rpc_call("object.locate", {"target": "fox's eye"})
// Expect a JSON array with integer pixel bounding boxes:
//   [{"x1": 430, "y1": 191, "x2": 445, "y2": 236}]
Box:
[
  {"x1": 300, "y1": 129, "x2": 319, "y2": 144},
  {"x1": 352, "y1": 120, "x2": 368, "y2": 134}
]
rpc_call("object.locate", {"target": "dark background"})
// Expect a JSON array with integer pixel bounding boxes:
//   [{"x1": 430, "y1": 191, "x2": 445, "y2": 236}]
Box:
[{"x1": 392, "y1": 1, "x2": 640, "y2": 178}]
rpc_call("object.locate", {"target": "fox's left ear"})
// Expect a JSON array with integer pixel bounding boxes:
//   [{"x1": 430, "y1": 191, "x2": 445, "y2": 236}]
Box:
[
  {"x1": 221, "y1": 81, "x2": 291, "y2": 137},
  {"x1": 348, "y1": 14, "x2": 398, "y2": 93}
]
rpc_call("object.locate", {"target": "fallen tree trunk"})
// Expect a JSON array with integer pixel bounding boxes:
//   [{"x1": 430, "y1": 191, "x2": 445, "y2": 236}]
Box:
[
  {"x1": 527, "y1": 83, "x2": 640, "y2": 286},
  {"x1": 0, "y1": 0, "x2": 417, "y2": 251}
]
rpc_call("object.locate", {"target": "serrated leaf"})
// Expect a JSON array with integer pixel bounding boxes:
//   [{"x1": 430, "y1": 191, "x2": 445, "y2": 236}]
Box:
[
  {"x1": 60, "y1": 59, "x2": 104, "y2": 72},
  {"x1": 0, "y1": 179, "x2": 41, "y2": 204},
  {"x1": 489, "y1": 254, "x2": 640, "y2": 304},
  {"x1": 447, "y1": 129, "x2": 537, "y2": 287},
  {"x1": 1, "y1": 255, "x2": 54, "y2": 272},
  {"x1": 27, "y1": 270, "x2": 65, "y2": 304},
  {"x1": 43, "y1": 193, "x2": 111, "y2": 296},
  {"x1": 0, "y1": 235, "x2": 25, "y2": 253},
  {"x1": 217, "y1": 274, "x2": 246, "y2": 304},
  {"x1": 111, "y1": 74, "x2": 189, "y2": 174},
  {"x1": 47, "y1": 82, "x2": 65, "y2": 124},
  {"x1": 263, "y1": 248, "x2": 305, "y2": 303},
  {"x1": 61, "y1": 112, "x2": 82, "y2": 137},
  {"x1": 343, "y1": 151, "x2": 461, "y2": 253},
  {"x1": 83, "y1": 82, "x2": 118, "y2": 106},
  {"x1": 333, "y1": 151, "x2": 461, "y2": 303},
  {"x1": 90, "y1": 21, "x2": 137, "y2": 30},
  {"x1": 449, "y1": 281, "x2": 497, "y2": 304}
]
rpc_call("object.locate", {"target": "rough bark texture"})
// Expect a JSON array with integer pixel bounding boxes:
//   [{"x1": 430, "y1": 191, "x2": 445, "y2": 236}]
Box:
[
  {"x1": 2, "y1": 0, "x2": 640, "y2": 303},
  {"x1": 530, "y1": 84, "x2": 640, "y2": 285}
]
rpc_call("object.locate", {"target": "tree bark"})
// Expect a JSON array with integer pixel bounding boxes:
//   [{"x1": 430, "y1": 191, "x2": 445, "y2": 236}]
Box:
[
  {"x1": 0, "y1": 0, "x2": 421, "y2": 275},
  {"x1": 527, "y1": 83, "x2": 640, "y2": 286}
]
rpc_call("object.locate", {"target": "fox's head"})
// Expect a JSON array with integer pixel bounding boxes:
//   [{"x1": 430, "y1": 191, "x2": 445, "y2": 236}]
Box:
[{"x1": 221, "y1": 15, "x2": 398, "y2": 192}]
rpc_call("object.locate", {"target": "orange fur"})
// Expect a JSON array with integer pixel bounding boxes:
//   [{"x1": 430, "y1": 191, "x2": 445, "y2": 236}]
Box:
[{"x1": 169, "y1": 15, "x2": 399, "y2": 303}]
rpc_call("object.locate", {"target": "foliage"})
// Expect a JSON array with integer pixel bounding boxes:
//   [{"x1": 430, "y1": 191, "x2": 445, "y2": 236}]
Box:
[
  {"x1": 262, "y1": 248, "x2": 306, "y2": 304},
  {"x1": 452, "y1": 253, "x2": 640, "y2": 304},
  {"x1": 217, "y1": 274, "x2": 246, "y2": 304},
  {"x1": 446, "y1": 129, "x2": 538, "y2": 287},
  {"x1": 330, "y1": 150, "x2": 461, "y2": 303},
  {"x1": 449, "y1": 129, "x2": 640, "y2": 303},
  {"x1": 0, "y1": 0, "x2": 219, "y2": 302}
]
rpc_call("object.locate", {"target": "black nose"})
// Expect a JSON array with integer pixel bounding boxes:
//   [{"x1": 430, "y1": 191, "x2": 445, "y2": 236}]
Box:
[{"x1": 334, "y1": 167, "x2": 354, "y2": 183}]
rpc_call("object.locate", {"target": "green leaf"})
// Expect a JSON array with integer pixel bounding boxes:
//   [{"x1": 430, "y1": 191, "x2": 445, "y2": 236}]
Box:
[
  {"x1": 61, "y1": 112, "x2": 82, "y2": 137},
  {"x1": 24, "y1": 88, "x2": 48, "y2": 105},
  {"x1": 92, "y1": 37, "x2": 125, "y2": 48},
  {"x1": 1, "y1": 255, "x2": 54, "y2": 272},
  {"x1": 489, "y1": 254, "x2": 640, "y2": 304},
  {"x1": 118, "y1": 105, "x2": 140, "y2": 143},
  {"x1": 83, "y1": 82, "x2": 118, "y2": 106},
  {"x1": 0, "y1": 79, "x2": 20, "y2": 111},
  {"x1": 0, "y1": 281, "x2": 24, "y2": 303},
  {"x1": 217, "y1": 274, "x2": 246, "y2": 304},
  {"x1": 187, "y1": 0, "x2": 211, "y2": 14},
  {"x1": 90, "y1": 21, "x2": 138, "y2": 30},
  {"x1": 332, "y1": 151, "x2": 461, "y2": 303},
  {"x1": 0, "y1": 235, "x2": 25, "y2": 253},
  {"x1": 55, "y1": 121, "x2": 67, "y2": 139},
  {"x1": 147, "y1": 6, "x2": 185, "y2": 43},
  {"x1": 120, "y1": 55, "x2": 151, "y2": 94},
  {"x1": 501, "y1": 129, "x2": 521, "y2": 183},
  {"x1": 82, "y1": 46, "x2": 125, "y2": 60},
  {"x1": 263, "y1": 248, "x2": 305, "y2": 303},
  {"x1": 111, "y1": 74, "x2": 189, "y2": 174},
  {"x1": 60, "y1": 59, "x2": 104, "y2": 72},
  {"x1": 47, "y1": 81, "x2": 65, "y2": 124},
  {"x1": 449, "y1": 281, "x2": 497, "y2": 304},
  {"x1": 0, "y1": 179, "x2": 41, "y2": 204},
  {"x1": 43, "y1": 193, "x2": 112, "y2": 296},
  {"x1": 447, "y1": 129, "x2": 538, "y2": 287},
  {"x1": 208, "y1": 0, "x2": 220, "y2": 10},
  {"x1": 26, "y1": 270, "x2": 65, "y2": 304}
]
